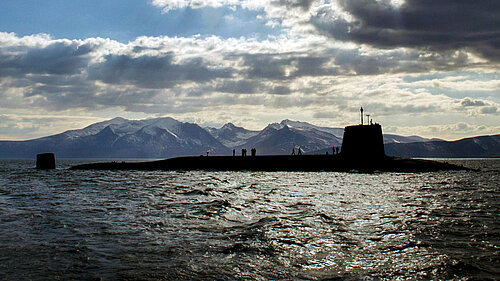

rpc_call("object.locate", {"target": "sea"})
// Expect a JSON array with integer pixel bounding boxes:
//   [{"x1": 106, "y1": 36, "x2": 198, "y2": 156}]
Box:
[{"x1": 0, "y1": 159, "x2": 498, "y2": 280}]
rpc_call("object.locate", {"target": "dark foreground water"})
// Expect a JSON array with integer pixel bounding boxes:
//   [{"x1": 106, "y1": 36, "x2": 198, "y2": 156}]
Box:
[{"x1": 0, "y1": 159, "x2": 499, "y2": 280}]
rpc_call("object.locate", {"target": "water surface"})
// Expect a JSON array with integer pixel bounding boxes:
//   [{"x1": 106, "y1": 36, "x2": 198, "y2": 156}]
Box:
[{"x1": 1, "y1": 159, "x2": 498, "y2": 280}]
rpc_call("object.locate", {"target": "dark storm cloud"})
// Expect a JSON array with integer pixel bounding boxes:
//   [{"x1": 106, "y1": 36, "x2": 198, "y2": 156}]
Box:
[
  {"x1": 311, "y1": 0, "x2": 500, "y2": 61},
  {"x1": 0, "y1": 41, "x2": 93, "y2": 77},
  {"x1": 88, "y1": 54, "x2": 233, "y2": 88}
]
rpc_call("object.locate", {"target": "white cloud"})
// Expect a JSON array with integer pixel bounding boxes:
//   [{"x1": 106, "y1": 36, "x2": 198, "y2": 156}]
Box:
[
  {"x1": 152, "y1": 0, "x2": 239, "y2": 12},
  {"x1": 0, "y1": 30, "x2": 499, "y2": 140}
]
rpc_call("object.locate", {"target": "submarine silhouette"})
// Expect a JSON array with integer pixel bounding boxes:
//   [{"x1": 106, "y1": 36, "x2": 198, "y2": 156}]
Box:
[{"x1": 70, "y1": 119, "x2": 470, "y2": 172}]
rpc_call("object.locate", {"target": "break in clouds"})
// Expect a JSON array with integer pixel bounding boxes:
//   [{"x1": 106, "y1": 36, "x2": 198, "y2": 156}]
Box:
[{"x1": 0, "y1": 0, "x2": 499, "y2": 139}]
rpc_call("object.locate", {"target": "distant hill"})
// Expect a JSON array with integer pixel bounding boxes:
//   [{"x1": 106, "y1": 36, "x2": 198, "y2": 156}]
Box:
[
  {"x1": 385, "y1": 134, "x2": 500, "y2": 158},
  {"x1": 0, "y1": 117, "x2": 498, "y2": 158}
]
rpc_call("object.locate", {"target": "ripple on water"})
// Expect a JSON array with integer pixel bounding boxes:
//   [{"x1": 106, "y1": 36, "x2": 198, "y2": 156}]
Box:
[{"x1": 0, "y1": 159, "x2": 499, "y2": 280}]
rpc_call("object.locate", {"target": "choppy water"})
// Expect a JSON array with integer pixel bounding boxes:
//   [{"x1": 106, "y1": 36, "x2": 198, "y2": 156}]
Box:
[{"x1": 0, "y1": 159, "x2": 499, "y2": 280}]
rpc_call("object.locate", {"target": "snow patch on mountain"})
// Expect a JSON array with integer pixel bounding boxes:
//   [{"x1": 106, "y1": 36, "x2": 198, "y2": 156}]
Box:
[{"x1": 63, "y1": 117, "x2": 128, "y2": 139}]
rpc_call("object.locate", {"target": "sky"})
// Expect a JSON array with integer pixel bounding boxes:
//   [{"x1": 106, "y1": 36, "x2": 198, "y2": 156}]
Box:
[{"x1": 0, "y1": 0, "x2": 499, "y2": 140}]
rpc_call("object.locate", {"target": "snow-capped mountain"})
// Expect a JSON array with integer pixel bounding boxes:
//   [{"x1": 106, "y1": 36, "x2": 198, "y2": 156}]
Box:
[
  {"x1": 205, "y1": 123, "x2": 259, "y2": 147},
  {"x1": 205, "y1": 119, "x2": 432, "y2": 155},
  {"x1": 0, "y1": 117, "x2": 229, "y2": 158},
  {"x1": 62, "y1": 117, "x2": 130, "y2": 139},
  {"x1": 235, "y1": 121, "x2": 343, "y2": 155},
  {"x1": 277, "y1": 119, "x2": 345, "y2": 139},
  {"x1": 0, "y1": 117, "x2": 498, "y2": 158}
]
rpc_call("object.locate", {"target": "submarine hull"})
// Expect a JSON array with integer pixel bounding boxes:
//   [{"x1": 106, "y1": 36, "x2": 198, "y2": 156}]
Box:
[{"x1": 70, "y1": 155, "x2": 471, "y2": 172}]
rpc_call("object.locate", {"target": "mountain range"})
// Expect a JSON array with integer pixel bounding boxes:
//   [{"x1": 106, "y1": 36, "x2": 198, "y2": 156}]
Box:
[{"x1": 0, "y1": 117, "x2": 498, "y2": 159}]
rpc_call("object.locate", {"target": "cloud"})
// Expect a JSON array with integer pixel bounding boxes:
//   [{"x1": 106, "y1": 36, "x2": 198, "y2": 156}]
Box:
[
  {"x1": 460, "y1": 98, "x2": 486, "y2": 107},
  {"x1": 151, "y1": 0, "x2": 500, "y2": 67},
  {"x1": 480, "y1": 106, "x2": 498, "y2": 114},
  {"x1": 0, "y1": 31, "x2": 499, "y2": 140},
  {"x1": 271, "y1": 0, "x2": 316, "y2": 11},
  {"x1": 271, "y1": 85, "x2": 292, "y2": 95},
  {"x1": 88, "y1": 54, "x2": 233, "y2": 88},
  {"x1": 240, "y1": 54, "x2": 338, "y2": 80},
  {"x1": 151, "y1": 0, "x2": 239, "y2": 12},
  {"x1": 151, "y1": 0, "x2": 317, "y2": 13},
  {"x1": 0, "y1": 115, "x2": 40, "y2": 137},
  {"x1": 453, "y1": 98, "x2": 499, "y2": 116},
  {"x1": 215, "y1": 79, "x2": 259, "y2": 94},
  {"x1": 310, "y1": 0, "x2": 500, "y2": 61},
  {"x1": 312, "y1": 111, "x2": 340, "y2": 119},
  {"x1": 0, "y1": 35, "x2": 97, "y2": 78},
  {"x1": 149, "y1": 0, "x2": 317, "y2": 33}
]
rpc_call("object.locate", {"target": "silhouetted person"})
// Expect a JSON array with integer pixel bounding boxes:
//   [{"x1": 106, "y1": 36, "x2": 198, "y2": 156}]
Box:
[
  {"x1": 332, "y1": 146, "x2": 335, "y2": 155},
  {"x1": 206, "y1": 151, "x2": 209, "y2": 156},
  {"x1": 251, "y1": 148, "x2": 256, "y2": 156},
  {"x1": 336, "y1": 147, "x2": 340, "y2": 154},
  {"x1": 233, "y1": 149, "x2": 235, "y2": 156},
  {"x1": 298, "y1": 148, "x2": 302, "y2": 155},
  {"x1": 291, "y1": 148, "x2": 295, "y2": 155},
  {"x1": 242, "y1": 149, "x2": 247, "y2": 156}
]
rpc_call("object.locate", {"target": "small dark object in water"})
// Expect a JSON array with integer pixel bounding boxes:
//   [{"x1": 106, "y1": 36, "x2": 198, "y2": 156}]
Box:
[{"x1": 36, "y1": 153, "x2": 56, "y2": 169}]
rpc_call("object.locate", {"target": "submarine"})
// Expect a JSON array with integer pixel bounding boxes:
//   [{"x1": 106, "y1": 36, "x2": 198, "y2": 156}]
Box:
[{"x1": 70, "y1": 109, "x2": 471, "y2": 172}]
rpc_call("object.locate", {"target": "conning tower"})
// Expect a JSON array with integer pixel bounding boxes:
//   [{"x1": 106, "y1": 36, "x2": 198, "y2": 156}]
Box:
[{"x1": 340, "y1": 108, "x2": 385, "y2": 160}]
